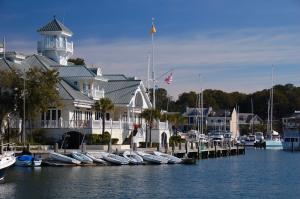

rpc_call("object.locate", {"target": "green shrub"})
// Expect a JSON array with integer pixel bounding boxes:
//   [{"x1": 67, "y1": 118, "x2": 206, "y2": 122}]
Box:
[
  {"x1": 111, "y1": 138, "x2": 119, "y2": 145},
  {"x1": 100, "y1": 131, "x2": 111, "y2": 144}
]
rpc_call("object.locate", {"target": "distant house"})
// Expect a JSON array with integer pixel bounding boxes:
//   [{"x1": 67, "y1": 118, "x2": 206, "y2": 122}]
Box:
[
  {"x1": 182, "y1": 107, "x2": 213, "y2": 127},
  {"x1": 207, "y1": 110, "x2": 231, "y2": 131},
  {"x1": 238, "y1": 113, "x2": 263, "y2": 126},
  {"x1": 0, "y1": 17, "x2": 170, "y2": 148}
]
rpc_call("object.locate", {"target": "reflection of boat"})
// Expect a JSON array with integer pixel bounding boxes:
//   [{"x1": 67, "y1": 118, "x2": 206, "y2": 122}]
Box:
[
  {"x1": 136, "y1": 151, "x2": 168, "y2": 164},
  {"x1": 49, "y1": 152, "x2": 81, "y2": 165},
  {"x1": 15, "y1": 155, "x2": 42, "y2": 167},
  {"x1": 98, "y1": 152, "x2": 129, "y2": 165},
  {"x1": 0, "y1": 148, "x2": 16, "y2": 181},
  {"x1": 71, "y1": 152, "x2": 93, "y2": 164},
  {"x1": 85, "y1": 152, "x2": 107, "y2": 164},
  {"x1": 122, "y1": 151, "x2": 143, "y2": 165},
  {"x1": 153, "y1": 151, "x2": 182, "y2": 164}
]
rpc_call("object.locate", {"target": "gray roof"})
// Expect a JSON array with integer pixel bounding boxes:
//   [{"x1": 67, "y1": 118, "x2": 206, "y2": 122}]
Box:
[
  {"x1": 37, "y1": 18, "x2": 73, "y2": 35},
  {"x1": 100, "y1": 80, "x2": 141, "y2": 105},
  {"x1": 0, "y1": 58, "x2": 27, "y2": 72},
  {"x1": 23, "y1": 54, "x2": 58, "y2": 70},
  {"x1": 52, "y1": 65, "x2": 95, "y2": 77},
  {"x1": 102, "y1": 74, "x2": 135, "y2": 81},
  {"x1": 59, "y1": 80, "x2": 93, "y2": 103}
]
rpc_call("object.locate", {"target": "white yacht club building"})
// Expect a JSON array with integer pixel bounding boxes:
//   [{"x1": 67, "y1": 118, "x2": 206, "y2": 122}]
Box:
[{"x1": 0, "y1": 17, "x2": 170, "y2": 147}]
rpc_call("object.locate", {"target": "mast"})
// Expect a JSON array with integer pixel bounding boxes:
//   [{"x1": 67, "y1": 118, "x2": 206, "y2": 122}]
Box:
[
  {"x1": 201, "y1": 88, "x2": 204, "y2": 134},
  {"x1": 151, "y1": 18, "x2": 156, "y2": 109},
  {"x1": 270, "y1": 65, "x2": 274, "y2": 134},
  {"x1": 22, "y1": 69, "x2": 26, "y2": 145},
  {"x1": 251, "y1": 98, "x2": 254, "y2": 135},
  {"x1": 147, "y1": 54, "x2": 150, "y2": 93}
]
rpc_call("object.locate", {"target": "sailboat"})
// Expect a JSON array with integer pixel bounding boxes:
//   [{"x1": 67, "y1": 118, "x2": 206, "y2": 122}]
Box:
[{"x1": 265, "y1": 66, "x2": 283, "y2": 149}]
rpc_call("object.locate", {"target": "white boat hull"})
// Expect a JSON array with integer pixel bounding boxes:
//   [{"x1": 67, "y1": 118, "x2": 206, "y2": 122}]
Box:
[
  {"x1": 99, "y1": 152, "x2": 129, "y2": 165},
  {"x1": 136, "y1": 151, "x2": 168, "y2": 164},
  {"x1": 123, "y1": 151, "x2": 143, "y2": 165},
  {"x1": 153, "y1": 151, "x2": 182, "y2": 164},
  {"x1": 85, "y1": 153, "x2": 106, "y2": 164},
  {"x1": 49, "y1": 152, "x2": 81, "y2": 165},
  {"x1": 265, "y1": 140, "x2": 283, "y2": 150},
  {"x1": 71, "y1": 152, "x2": 93, "y2": 164}
]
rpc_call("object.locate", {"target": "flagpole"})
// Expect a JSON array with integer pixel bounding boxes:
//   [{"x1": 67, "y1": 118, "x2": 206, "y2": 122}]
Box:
[
  {"x1": 147, "y1": 54, "x2": 150, "y2": 93},
  {"x1": 151, "y1": 18, "x2": 156, "y2": 109}
]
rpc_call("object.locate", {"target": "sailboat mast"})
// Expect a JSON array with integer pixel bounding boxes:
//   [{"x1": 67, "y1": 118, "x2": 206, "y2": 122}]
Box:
[
  {"x1": 251, "y1": 98, "x2": 254, "y2": 135},
  {"x1": 270, "y1": 66, "x2": 274, "y2": 132}
]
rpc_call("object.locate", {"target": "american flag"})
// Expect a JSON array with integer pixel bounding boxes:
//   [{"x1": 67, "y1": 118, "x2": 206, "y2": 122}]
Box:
[{"x1": 164, "y1": 73, "x2": 173, "y2": 84}]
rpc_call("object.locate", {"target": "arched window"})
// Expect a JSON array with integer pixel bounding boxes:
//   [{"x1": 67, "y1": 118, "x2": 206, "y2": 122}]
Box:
[{"x1": 134, "y1": 92, "x2": 143, "y2": 108}]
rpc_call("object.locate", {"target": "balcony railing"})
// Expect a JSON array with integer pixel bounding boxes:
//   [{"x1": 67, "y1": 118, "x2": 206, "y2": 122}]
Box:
[{"x1": 37, "y1": 41, "x2": 73, "y2": 53}]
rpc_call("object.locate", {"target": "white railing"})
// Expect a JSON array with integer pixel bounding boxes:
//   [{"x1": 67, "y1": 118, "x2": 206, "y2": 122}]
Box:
[
  {"x1": 11, "y1": 119, "x2": 170, "y2": 132},
  {"x1": 93, "y1": 89, "x2": 105, "y2": 99},
  {"x1": 37, "y1": 41, "x2": 73, "y2": 53}
]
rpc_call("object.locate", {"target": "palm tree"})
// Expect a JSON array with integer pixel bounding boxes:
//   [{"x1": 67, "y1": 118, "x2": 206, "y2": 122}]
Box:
[
  {"x1": 94, "y1": 98, "x2": 114, "y2": 134},
  {"x1": 141, "y1": 108, "x2": 161, "y2": 147}
]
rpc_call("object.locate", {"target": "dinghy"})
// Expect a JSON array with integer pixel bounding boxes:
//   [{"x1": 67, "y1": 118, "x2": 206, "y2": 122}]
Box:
[
  {"x1": 15, "y1": 155, "x2": 42, "y2": 167},
  {"x1": 98, "y1": 152, "x2": 129, "y2": 165},
  {"x1": 122, "y1": 151, "x2": 143, "y2": 165},
  {"x1": 136, "y1": 151, "x2": 168, "y2": 164},
  {"x1": 71, "y1": 152, "x2": 93, "y2": 164},
  {"x1": 49, "y1": 152, "x2": 81, "y2": 165},
  {"x1": 85, "y1": 152, "x2": 107, "y2": 164},
  {"x1": 153, "y1": 151, "x2": 182, "y2": 164}
]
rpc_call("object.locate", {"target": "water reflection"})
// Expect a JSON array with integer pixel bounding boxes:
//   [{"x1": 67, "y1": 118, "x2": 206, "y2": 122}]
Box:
[{"x1": 1, "y1": 150, "x2": 300, "y2": 199}]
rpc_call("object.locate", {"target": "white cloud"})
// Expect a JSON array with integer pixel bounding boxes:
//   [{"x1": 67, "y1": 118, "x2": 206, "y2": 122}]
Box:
[
  {"x1": 74, "y1": 27, "x2": 300, "y2": 97},
  {"x1": 7, "y1": 27, "x2": 300, "y2": 98}
]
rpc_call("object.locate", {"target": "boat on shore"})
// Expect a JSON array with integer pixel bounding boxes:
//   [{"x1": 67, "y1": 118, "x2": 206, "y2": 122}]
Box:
[
  {"x1": 49, "y1": 152, "x2": 81, "y2": 165},
  {"x1": 71, "y1": 152, "x2": 93, "y2": 164},
  {"x1": 122, "y1": 151, "x2": 143, "y2": 165},
  {"x1": 98, "y1": 152, "x2": 129, "y2": 165},
  {"x1": 15, "y1": 155, "x2": 42, "y2": 167},
  {"x1": 153, "y1": 151, "x2": 182, "y2": 164},
  {"x1": 136, "y1": 151, "x2": 168, "y2": 164},
  {"x1": 85, "y1": 152, "x2": 107, "y2": 164}
]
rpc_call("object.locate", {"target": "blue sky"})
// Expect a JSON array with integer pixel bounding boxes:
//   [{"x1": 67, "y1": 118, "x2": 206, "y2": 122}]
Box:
[{"x1": 1, "y1": 0, "x2": 300, "y2": 98}]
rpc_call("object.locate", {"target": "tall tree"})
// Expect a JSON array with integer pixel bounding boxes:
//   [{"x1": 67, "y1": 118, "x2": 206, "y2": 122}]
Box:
[
  {"x1": 94, "y1": 97, "x2": 114, "y2": 134},
  {"x1": 141, "y1": 108, "x2": 161, "y2": 146},
  {"x1": 0, "y1": 68, "x2": 61, "y2": 143}
]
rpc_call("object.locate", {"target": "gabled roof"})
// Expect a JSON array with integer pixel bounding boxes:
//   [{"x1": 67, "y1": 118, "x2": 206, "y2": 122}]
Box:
[
  {"x1": 0, "y1": 58, "x2": 27, "y2": 71},
  {"x1": 59, "y1": 80, "x2": 93, "y2": 103},
  {"x1": 37, "y1": 18, "x2": 73, "y2": 35},
  {"x1": 99, "y1": 80, "x2": 141, "y2": 105},
  {"x1": 23, "y1": 54, "x2": 58, "y2": 70},
  {"x1": 52, "y1": 65, "x2": 95, "y2": 77}
]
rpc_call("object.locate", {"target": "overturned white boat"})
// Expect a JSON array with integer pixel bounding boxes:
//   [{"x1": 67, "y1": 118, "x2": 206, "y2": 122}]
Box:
[
  {"x1": 98, "y1": 152, "x2": 129, "y2": 165},
  {"x1": 85, "y1": 152, "x2": 107, "y2": 164},
  {"x1": 71, "y1": 152, "x2": 93, "y2": 164},
  {"x1": 136, "y1": 151, "x2": 168, "y2": 164},
  {"x1": 49, "y1": 152, "x2": 81, "y2": 165},
  {"x1": 153, "y1": 151, "x2": 182, "y2": 164},
  {"x1": 122, "y1": 151, "x2": 144, "y2": 165}
]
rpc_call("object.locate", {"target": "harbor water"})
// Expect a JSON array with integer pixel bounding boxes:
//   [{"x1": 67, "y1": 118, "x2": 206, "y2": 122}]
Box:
[{"x1": 1, "y1": 149, "x2": 300, "y2": 199}]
